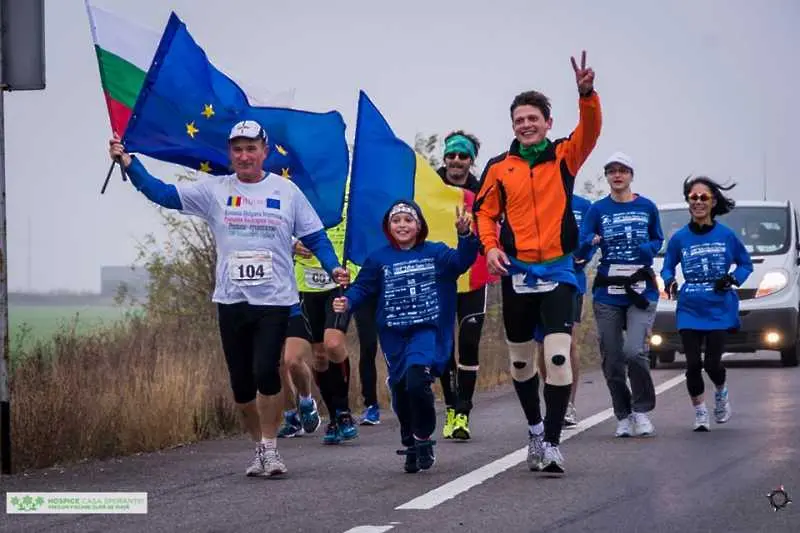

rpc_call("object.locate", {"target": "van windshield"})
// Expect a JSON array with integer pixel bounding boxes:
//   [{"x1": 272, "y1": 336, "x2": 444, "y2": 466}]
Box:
[{"x1": 658, "y1": 206, "x2": 790, "y2": 256}]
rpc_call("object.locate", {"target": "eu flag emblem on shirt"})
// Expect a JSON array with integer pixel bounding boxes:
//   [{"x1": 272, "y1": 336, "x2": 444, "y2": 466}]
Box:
[{"x1": 266, "y1": 198, "x2": 281, "y2": 209}]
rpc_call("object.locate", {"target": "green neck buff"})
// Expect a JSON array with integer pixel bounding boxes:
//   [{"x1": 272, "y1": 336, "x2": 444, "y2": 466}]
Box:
[{"x1": 518, "y1": 139, "x2": 549, "y2": 165}]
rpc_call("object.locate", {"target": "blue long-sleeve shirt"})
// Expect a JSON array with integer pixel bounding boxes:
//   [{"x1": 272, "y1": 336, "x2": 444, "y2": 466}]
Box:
[
  {"x1": 127, "y1": 157, "x2": 183, "y2": 209},
  {"x1": 661, "y1": 221, "x2": 753, "y2": 331},
  {"x1": 580, "y1": 194, "x2": 664, "y2": 306},
  {"x1": 571, "y1": 194, "x2": 596, "y2": 294},
  {"x1": 345, "y1": 234, "x2": 479, "y2": 385}
]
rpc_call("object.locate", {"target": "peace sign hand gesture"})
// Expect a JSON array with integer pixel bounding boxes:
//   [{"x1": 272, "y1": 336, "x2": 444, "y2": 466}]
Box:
[
  {"x1": 571, "y1": 50, "x2": 595, "y2": 96},
  {"x1": 455, "y1": 205, "x2": 472, "y2": 236}
]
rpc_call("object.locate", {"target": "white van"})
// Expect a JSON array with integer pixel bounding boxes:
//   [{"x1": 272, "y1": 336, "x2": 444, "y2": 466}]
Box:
[{"x1": 649, "y1": 200, "x2": 800, "y2": 368}]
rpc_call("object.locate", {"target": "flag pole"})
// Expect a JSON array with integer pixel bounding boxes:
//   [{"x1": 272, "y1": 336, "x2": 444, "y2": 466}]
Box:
[
  {"x1": 332, "y1": 253, "x2": 349, "y2": 330},
  {"x1": 100, "y1": 160, "x2": 115, "y2": 194},
  {"x1": 100, "y1": 156, "x2": 128, "y2": 195}
]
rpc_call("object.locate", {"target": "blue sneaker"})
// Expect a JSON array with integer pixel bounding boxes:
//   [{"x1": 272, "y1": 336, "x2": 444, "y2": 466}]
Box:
[
  {"x1": 337, "y1": 410, "x2": 359, "y2": 441},
  {"x1": 277, "y1": 410, "x2": 304, "y2": 438},
  {"x1": 322, "y1": 421, "x2": 342, "y2": 445},
  {"x1": 298, "y1": 397, "x2": 321, "y2": 434},
  {"x1": 360, "y1": 404, "x2": 381, "y2": 426}
]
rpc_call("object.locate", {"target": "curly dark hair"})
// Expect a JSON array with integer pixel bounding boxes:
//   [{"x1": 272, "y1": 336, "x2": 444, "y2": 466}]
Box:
[
  {"x1": 444, "y1": 130, "x2": 481, "y2": 158},
  {"x1": 510, "y1": 91, "x2": 552, "y2": 121},
  {"x1": 683, "y1": 175, "x2": 736, "y2": 218}
]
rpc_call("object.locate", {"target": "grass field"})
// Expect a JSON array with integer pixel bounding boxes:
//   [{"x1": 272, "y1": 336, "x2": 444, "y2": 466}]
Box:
[{"x1": 9, "y1": 304, "x2": 137, "y2": 354}]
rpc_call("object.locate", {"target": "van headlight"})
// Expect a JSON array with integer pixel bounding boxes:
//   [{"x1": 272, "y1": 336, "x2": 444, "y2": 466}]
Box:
[{"x1": 755, "y1": 269, "x2": 789, "y2": 298}]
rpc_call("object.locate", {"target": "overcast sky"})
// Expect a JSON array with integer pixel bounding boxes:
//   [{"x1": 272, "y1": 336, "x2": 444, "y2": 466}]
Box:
[{"x1": 4, "y1": 0, "x2": 798, "y2": 292}]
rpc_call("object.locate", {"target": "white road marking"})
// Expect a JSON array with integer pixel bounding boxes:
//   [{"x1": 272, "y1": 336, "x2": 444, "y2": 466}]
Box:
[
  {"x1": 395, "y1": 374, "x2": 687, "y2": 510},
  {"x1": 343, "y1": 525, "x2": 398, "y2": 533}
]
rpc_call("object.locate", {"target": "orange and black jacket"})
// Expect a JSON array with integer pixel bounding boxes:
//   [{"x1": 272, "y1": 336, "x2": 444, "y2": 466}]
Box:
[{"x1": 473, "y1": 92, "x2": 602, "y2": 264}]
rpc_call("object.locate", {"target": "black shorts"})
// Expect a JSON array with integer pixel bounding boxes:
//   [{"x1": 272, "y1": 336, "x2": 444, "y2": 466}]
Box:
[
  {"x1": 501, "y1": 276, "x2": 576, "y2": 343},
  {"x1": 286, "y1": 289, "x2": 352, "y2": 344},
  {"x1": 217, "y1": 302, "x2": 291, "y2": 402}
]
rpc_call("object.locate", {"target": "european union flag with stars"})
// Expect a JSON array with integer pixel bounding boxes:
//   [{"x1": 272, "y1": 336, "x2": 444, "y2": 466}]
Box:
[{"x1": 122, "y1": 12, "x2": 349, "y2": 228}]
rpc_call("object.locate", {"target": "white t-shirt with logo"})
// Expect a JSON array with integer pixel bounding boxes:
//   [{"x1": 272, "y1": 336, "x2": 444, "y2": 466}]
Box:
[{"x1": 176, "y1": 173, "x2": 324, "y2": 306}]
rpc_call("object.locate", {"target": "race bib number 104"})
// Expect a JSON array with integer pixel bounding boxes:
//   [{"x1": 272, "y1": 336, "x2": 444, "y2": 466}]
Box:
[{"x1": 229, "y1": 251, "x2": 273, "y2": 285}]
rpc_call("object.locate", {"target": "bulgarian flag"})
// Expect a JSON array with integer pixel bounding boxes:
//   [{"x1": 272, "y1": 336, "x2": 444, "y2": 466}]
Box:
[
  {"x1": 84, "y1": 1, "x2": 295, "y2": 136},
  {"x1": 84, "y1": 1, "x2": 161, "y2": 135}
]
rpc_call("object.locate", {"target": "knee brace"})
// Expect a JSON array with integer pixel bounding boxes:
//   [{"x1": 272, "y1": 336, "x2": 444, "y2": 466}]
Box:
[
  {"x1": 543, "y1": 333, "x2": 573, "y2": 386},
  {"x1": 507, "y1": 340, "x2": 537, "y2": 382}
]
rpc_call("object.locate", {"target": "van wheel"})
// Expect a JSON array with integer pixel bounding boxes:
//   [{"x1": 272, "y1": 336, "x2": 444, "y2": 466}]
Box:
[
  {"x1": 649, "y1": 350, "x2": 674, "y2": 369},
  {"x1": 658, "y1": 350, "x2": 676, "y2": 364},
  {"x1": 780, "y1": 344, "x2": 799, "y2": 367}
]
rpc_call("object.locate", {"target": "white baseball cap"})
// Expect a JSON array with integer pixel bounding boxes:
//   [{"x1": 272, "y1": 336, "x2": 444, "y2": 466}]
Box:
[
  {"x1": 604, "y1": 151, "x2": 634, "y2": 171},
  {"x1": 228, "y1": 120, "x2": 268, "y2": 142}
]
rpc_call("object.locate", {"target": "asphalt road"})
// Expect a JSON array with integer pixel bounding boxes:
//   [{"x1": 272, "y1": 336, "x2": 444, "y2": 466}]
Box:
[{"x1": 2, "y1": 351, "x2": 797, "y2": 533}]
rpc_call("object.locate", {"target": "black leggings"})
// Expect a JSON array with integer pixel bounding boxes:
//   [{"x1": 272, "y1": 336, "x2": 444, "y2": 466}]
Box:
[
  {"x1": 392, "y1": 365, "x2": 436, "y2": 445},
  {"x1": 355, "y1": 296, "x2": 380, "y2": 407},
  {"x1": 440, "y1": 287, "x2": 486, "y2": 414},
  {"x1": 217, "y1": 302, "x2": 291, "y2": 403},
  {"x1": 680, "y1": 329, "x2": 727, "y2": 397}
]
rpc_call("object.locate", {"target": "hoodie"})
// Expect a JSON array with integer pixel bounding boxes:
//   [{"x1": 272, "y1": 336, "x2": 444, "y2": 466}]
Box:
[{"x1": 344, "y1": 199, "x2": 479, "y2": 385}]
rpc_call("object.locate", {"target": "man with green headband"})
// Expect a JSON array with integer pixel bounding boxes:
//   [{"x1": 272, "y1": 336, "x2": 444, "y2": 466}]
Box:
[{"x1": 435, "y1": 131, "x2": 498, "y2": 441}]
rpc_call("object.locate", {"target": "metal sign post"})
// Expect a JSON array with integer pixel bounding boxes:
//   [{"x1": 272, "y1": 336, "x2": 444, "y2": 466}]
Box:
[{"x1": 0, "y1": 0, "x2": 46, "y2": 476}]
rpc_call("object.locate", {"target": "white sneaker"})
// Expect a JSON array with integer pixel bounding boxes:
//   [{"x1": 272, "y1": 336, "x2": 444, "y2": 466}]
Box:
[
  {"x1": 262, "y1": 448, "x2": 288, "y2": 477},
  {"x1": 541, "y1": 443, "x2": 565, "y2": 474},
  {"x1": 631, "y1": 412, "x2": 655, "y2": 437},
  {"x1": 694, "y1": 408, "x2": 710, "y2": 432},
  {"x1": 714, "y1": 388, "x2": 731, "y2": 423},
  {"x1": 245, "y1": 445, "x2": 266, "y2": 477},
  {"x1": 563, "y1": 403, "x2": 578, "y2": 427},
  {"x1": 527, "y1": 431, "x2": 545, "y2": 471},
  {"x1": 615, "y1": 416, "x2": 633, "y2": 438}
]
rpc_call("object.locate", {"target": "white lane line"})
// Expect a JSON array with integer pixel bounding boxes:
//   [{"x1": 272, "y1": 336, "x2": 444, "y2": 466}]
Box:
[
  {"x1": 343, "y1": 525, "x2": 398, "y2": 533},
  {"x1": 396, "y1": 373, "x2": 687, "y2": 510}
]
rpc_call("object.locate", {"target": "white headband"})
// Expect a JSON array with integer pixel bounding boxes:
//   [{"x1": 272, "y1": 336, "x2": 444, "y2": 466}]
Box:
[{"x1": 389, "y1": 203, "x2": 420, "y2": 223}]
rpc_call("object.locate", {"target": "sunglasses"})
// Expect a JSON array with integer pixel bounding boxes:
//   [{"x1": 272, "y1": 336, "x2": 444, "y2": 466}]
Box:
[
  {"x1": 445, "y1": 152, "x2": 471, "y2": 161},
  {"x1": 688, "y1": 193, "x2": 711, "y2": 202}
]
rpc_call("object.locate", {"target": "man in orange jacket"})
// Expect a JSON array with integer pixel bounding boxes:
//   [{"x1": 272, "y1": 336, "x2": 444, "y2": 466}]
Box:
[{"x1": 473, "y1": 51, "x2": 602, "y2": 474}]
